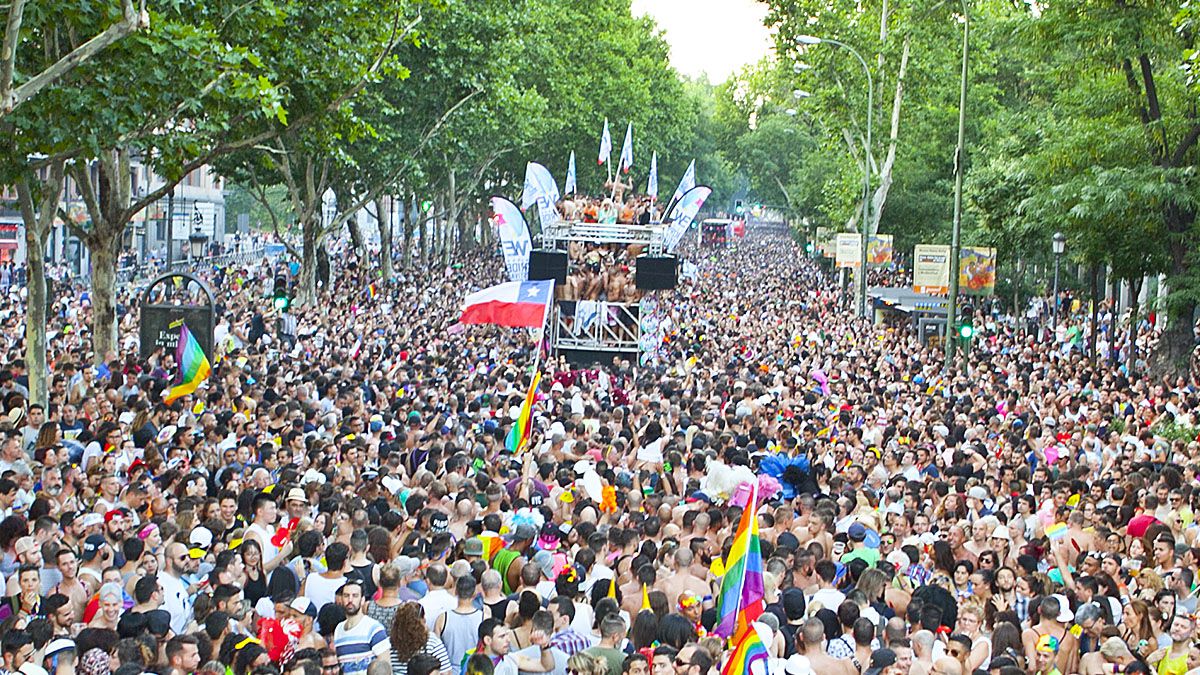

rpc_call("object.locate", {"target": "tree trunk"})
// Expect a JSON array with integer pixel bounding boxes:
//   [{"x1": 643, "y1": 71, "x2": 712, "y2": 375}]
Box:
[
  {"x1": 417, "y1": 195, "x2": 427, "y2": 267},
  {"x1": 298, "y1": 215, "x2": 320, "y2": 305},
  {"x1": 401, "y1": 192, "x2": 413, "y2": 270},
  {"x1": 1127, "y1": 276, "x2": 1143, "y2": 375},
  {"x1": 1014, "y1": 257, "x2": 1024, "y2": 317},
  {"x1": 89, "y1": 240, "x2": 119, "y2": 362},
  {"x1": 16, "y1": 162, "x2": 63, "y2": 405},
  {"x1": 868, "y1": 34, "x2": 911, "y2": 235},
  {"x1": 377, "y1": 196, "x2": 393, "y2": 282},
  {"x1": 1088, "y1": 262, "x2": 1099, "y2": 360}
]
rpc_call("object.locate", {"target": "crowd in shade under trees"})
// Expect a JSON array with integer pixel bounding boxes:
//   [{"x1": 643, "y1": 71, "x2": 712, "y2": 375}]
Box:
[
  {"x1": 725, "y1": 0, "x2": 1200, "y2": 376},
  {"x1": 9, "y1": 0, "x2": 1200, "y2": 402},
  {"x1": 0, "y1": 0, "x2": 733, "y2": 405}
]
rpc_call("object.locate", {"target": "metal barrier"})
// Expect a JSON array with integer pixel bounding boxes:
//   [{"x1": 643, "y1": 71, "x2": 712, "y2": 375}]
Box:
[
  {"x1": 116, "y1": 248, "x2": 269, "y2": 286},
  {"x1": 552, "y1": 300, "x2": 641, "y2": 352}
]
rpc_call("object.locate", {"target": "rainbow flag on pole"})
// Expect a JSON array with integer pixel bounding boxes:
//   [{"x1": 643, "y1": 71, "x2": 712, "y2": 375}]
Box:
[
  {"x1": 714, "y1": 482, "x2": 764, "y2": 638},
  {"x1": 505, "y1": 371, "x2": 541, "y2": 453},
  {"x1": 165, "y1": 322, "x2": 212, "y2": 404},
  {"x1": 719, "y1": 624, "x2": 768, "y2": 675}
]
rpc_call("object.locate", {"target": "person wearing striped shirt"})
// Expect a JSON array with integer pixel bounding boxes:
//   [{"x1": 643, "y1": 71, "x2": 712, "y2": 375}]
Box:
[{"x1": 334, "y1": 580, "x2": 391, "y2": 675}]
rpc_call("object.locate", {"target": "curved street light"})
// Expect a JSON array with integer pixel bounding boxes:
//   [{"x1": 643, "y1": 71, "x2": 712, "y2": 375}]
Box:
[{"x1": 796, "y1": 34, "x2": 873, "y2": 319}]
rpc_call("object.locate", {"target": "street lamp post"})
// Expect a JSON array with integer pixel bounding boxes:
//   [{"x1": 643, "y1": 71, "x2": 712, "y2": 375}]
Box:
[
  {"x1": 188, "y1": 227, "x2": 208, "y2": 263},
  {"x1": 1052, "y1": 231, "x2": 1066, "y2": 327},
  {"x1": 944, "y1": 0, "x2": 971, "y2": 370},
  {"x1": 797, "y1": 34, "x2": 872, "y2": 319}
]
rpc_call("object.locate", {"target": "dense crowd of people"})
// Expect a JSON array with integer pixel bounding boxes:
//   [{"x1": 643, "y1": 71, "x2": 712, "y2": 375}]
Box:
[{"x1": 0, "y1": 220, "x2": 1196, "y2": 675}]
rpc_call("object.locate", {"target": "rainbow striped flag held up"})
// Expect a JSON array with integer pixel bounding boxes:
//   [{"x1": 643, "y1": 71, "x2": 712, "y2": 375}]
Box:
[
  {"x1": 165, "y1": 322, "x2": 212, "y2": 404},
  {"x1": 720, "y1": 625, "x2": 768, "y2": 675},
  {"x1": 715, "y1": 482, "x2": 764, "y2": 638},
  {"x1": 505, "y1": 371, "x2": 541, "y2": 453}
]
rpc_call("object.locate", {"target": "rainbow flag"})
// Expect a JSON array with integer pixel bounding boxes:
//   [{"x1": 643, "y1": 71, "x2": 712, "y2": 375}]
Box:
[
  {"x1": 505, "y1": 371, "x2": 541, "y2": 453},
  {"x1": 478, "y1": 533, "x2": 504, "y2": 561},
  {"x1": 165, "y1": 322, "x2": 211, "y2": 404},
  {"x1": 715, "y1": 482, "x2": 764, "y2": 638},
  {"x1": 720, "y1": 623, "x2": 768, "y2": 675}
]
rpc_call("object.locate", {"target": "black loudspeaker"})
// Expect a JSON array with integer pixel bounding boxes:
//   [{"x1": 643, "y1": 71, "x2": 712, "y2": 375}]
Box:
[
  {"x1": 635, "y1": 255, "x2": 679, "y2": 290},
  {"x1": 528, "y1": 250, "x2": 568, "y2": 284}
]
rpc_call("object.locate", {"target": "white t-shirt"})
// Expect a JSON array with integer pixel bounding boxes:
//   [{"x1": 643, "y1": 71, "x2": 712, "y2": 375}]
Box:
[{"x1": 160, "y1": 572, "x2": 192, "y2": 635}]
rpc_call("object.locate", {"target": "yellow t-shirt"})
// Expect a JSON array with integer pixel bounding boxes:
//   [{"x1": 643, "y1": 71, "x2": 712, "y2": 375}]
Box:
[{"x1": 1158, "y1": 646, "x2": 1188, "y2": 675}]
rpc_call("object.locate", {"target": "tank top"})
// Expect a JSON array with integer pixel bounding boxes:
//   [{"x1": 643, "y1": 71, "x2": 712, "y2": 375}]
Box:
[
  {"x1": 247, "y1": 523, "x2": 282, "y2": 565},
  {"x1": 350, "y1": 562, "x2": 377, "y2": 599},
  {"x1": 439, "y1": 607, "x2": 484, "y2": 667},
  {"x1": 1159, "y1": 646, "x2": 1188, "y2": 675},
  {"x1": 490, "y1": 548, "x2": 520, "y2": 594}
]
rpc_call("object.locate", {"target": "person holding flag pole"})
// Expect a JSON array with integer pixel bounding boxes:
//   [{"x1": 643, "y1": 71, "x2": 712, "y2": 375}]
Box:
[
  {"x1": 459, "y1": 279, "x2": 555, "y2": 453},
  {"x1": 714, "y1": 482, "x2": 768, "y2": 675}
]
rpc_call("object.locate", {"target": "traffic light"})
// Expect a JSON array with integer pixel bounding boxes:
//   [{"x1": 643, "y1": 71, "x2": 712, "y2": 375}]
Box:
[
  {"x1": 734, "y1": 199, "x2": 745, "y2": 215},
  {"x1": 958, "y1": 304, "x2": 975, "y2": 340},
  {"x1": 272, "y1": 273, "x2": 290, "y2": 311},
  {"x1": 805, "y1": 242, "x2": 815, "y2": 254}
]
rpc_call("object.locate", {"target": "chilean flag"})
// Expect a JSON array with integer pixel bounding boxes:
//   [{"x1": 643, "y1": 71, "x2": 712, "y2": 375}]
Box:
[{"x1": 460, "y1": 280, "x2": 554, "y2": 328}]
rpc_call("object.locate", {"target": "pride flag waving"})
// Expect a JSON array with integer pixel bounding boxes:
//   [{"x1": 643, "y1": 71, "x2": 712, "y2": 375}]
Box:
[
  {"x1": 715, "y1": 482, "x2": 764, "y2": 638},
  {"x1": 505, "y1": 371, "x2": 541, "y2": 453},
  {"x1": 165, "y1": 322, "x2": 212, "y2": 404}
]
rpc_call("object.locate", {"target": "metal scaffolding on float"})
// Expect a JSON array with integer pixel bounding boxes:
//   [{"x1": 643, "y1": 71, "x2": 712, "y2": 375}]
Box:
[{"x1": 536, "y1": 220, "x2": 672, "y2": 358}]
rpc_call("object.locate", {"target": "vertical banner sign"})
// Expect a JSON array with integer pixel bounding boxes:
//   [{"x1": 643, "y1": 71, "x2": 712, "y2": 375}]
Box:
[
  {"x1": 867, "y1": 234, "x2": 894, "y2": 265},
  {"x1": 959, "y1": 246, "x2": 997, "y2": 296},
  {"x1": 913, "y1": 244, "x2": 952, "y2": 294},
  {"x1": 564, "y1": 151, "x2": 577, "y2": 195},
  {"x1": 663, "y1": 185, "x2": 712, "y2": 251},
  {"x1": 521, "y1": 162, "x2": 561, "y2": 229},
  {"x1": 647, "y1": 152, "x2": 658, "y2": 200},
  {"x1": 491, "y1": 197, "x2": 532, "y2": 281},
  {"x1": 835, "y1": 233, "x2": 862, "y2": 268}
]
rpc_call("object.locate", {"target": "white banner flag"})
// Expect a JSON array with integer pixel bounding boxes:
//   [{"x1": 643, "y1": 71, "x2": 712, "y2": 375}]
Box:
[
  {"x1": 647, "y1": 152, "x2": 658, "y2": 199},
  {"x1": 491, "y1": 197, "x2": 532, "y2": 281},
  {"x1": 663, "y1": 185, "x2": 712, "y2": 251},
  {"x1": 598, "y1": 119, "x2": 612, "y2": 165},
  {"x1": 620, "y1": 122, "x2": 633, "y2": 173},
  {"x1": 522, "y1": 162, "x2": 561, "y2": 227},
  {"x1": 565, "y1": 151, "x2": 577, "y2": 195},
  {"x1": 668, "y1": 159, "x2": 696, "y2": 212}
]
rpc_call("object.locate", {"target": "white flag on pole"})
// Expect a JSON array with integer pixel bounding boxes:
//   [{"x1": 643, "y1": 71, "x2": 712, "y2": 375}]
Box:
[
  {"x1": 619, "y1": 122, "x2": 634, "y2": 173},
  {"x1": 522, "y1": 162, "x2": 561, "y2": 227},
  {"x1": 598, "y1": 119, "x2": 612, "y2": 165},
  {"x1": 565, "y1": 151, "x2": 577, "y2": 195},
  {"x1": 672, "y1": 159, "x2": 696, "y2": 204},
  {"x1": 647, "y1": 152, "x2": 658, "y2": 199}
]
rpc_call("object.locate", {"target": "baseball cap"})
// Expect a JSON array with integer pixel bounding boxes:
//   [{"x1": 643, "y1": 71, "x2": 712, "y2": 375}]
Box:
[
  {"x1": 14, "y1": 536, "x2": 35, "y2": 556},
  {"x1": 394, "y1": 555, "x2": 419, "y2": 577},
  {"x1": 81, "y1": 534, "x2": 107, "y2": 561},
  {"x1": 1049, "y1": 594, "x2": 1074, "y2": 623},
  {"x1": 864, "y1": 649, "x2": 896, "y2": 675},
  {"x1": 848, "y1": 523, "x2": 867, "y2": 542},
  {"x1": 504, "y1": 523, "x2": 537, "y2": 543},
  {"x1": 289, "y1": 597, "x2": 318, "y2": 619},
  {"x1": 189, "y1": 527, "x2": 213, "y2": 559},
  {"x1": 81, "y1": 513, "x2": 104, "y2": 529},
  {"x1": 463, "y1": 538, "x2": 485, "y2": 557}
]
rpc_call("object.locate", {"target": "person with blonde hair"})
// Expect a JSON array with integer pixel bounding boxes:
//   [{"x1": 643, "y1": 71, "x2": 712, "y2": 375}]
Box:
[{"x1": 567, "y1": 652, "x2": 607, "y2": 675}]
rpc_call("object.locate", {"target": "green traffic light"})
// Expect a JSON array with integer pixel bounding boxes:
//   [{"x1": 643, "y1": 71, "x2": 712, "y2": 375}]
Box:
[
  {"x1": 959, "y1": 324, "x2": 974, "y2": 339},
  {"x1": 273, "y1": 295, "x2": 290, "y2": 310}
]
